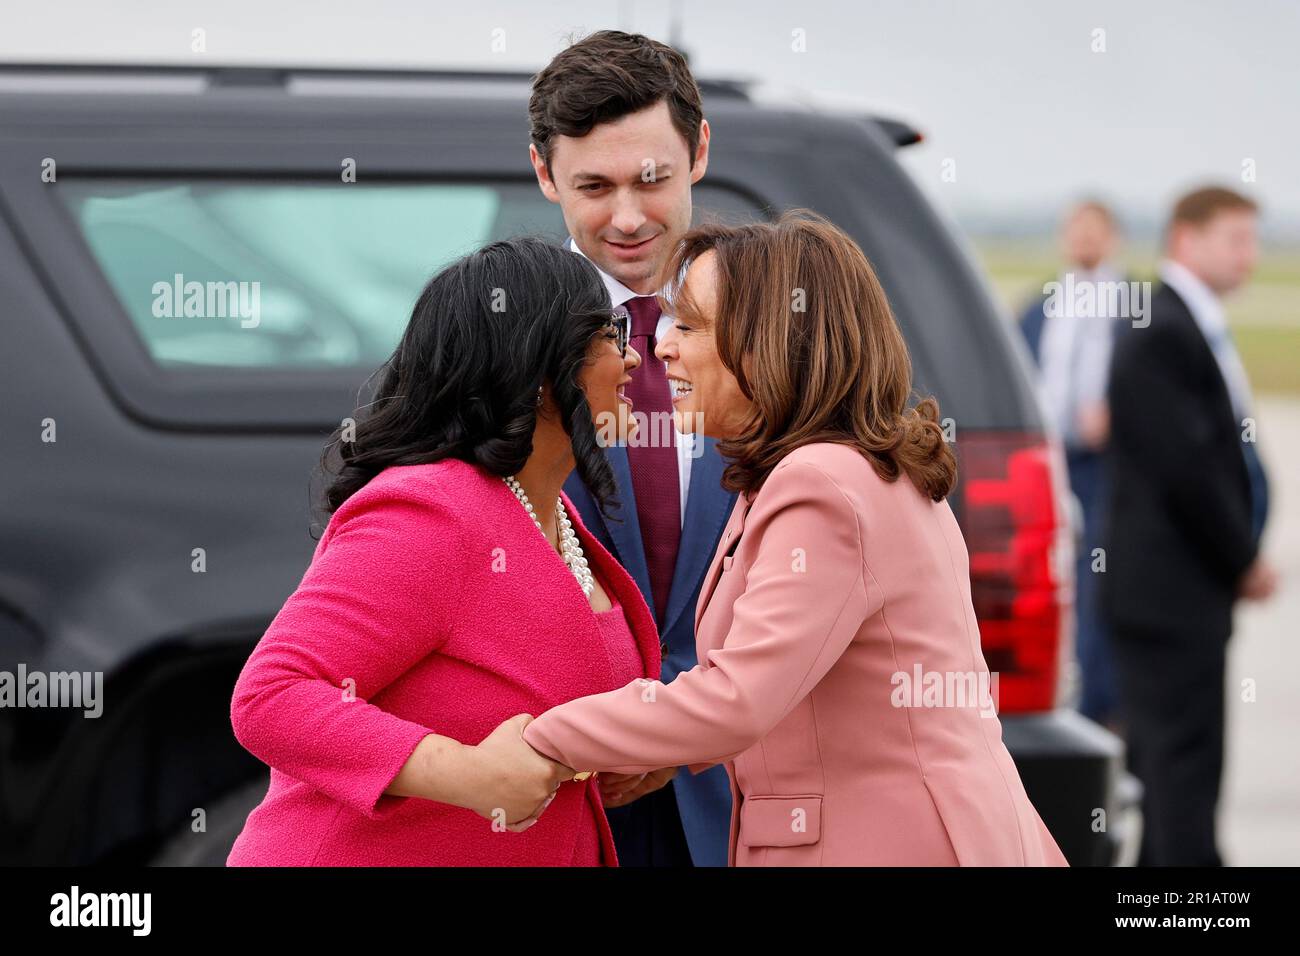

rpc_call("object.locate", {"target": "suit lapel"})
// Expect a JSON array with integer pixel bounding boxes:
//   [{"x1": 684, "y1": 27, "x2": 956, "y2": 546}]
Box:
[
  {"x1": 597, "y1": 444, "x2": 655, "y2": 614},
  {"x1": 694, "y1": 490, "x2": 751, "y2": 636},
  {"x1": 1162, "y1": 284, "x2": 1255, "y2": 503},
  {"x1": 1163, "y1": 284, "x2": 1239, "y2": 423},
  {"x1": 663, "y1": 435, "x2": 734, "y2": 637}
]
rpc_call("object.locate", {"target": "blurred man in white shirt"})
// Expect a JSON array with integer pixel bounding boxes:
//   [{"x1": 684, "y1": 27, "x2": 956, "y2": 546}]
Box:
[{"x1": 1018, "y1": 200, "x2": 1126, "y2": 729}]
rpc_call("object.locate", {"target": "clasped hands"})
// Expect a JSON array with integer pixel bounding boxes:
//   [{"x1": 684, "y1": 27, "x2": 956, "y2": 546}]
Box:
[{"x1": 466, "y1": 714, "x2": 677, "y2": 833}]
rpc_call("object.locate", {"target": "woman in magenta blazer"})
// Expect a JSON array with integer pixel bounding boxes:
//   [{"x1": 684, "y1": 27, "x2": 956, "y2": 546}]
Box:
[
  {"x1": 227, "y1": 237, "x2": 656, "y2": 865},
  {"x1": 522, "y1": 212, "x2": 1070, "y2": 866}
]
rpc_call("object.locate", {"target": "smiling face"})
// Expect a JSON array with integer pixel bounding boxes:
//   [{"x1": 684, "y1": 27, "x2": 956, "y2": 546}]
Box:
[
  {"x1": 531, "y1": 99, "x2": 709, "y2": 295},
  {"x1": 578, "y1": 317, "x2": 642, "y2": 446},
  {"x1": 656, "y1": 250, "x2": 753, "y2": 439}
]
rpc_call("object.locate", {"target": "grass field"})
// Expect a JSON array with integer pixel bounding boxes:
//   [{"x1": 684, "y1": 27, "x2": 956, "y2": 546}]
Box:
[{"x1": 973, "y1": 239, "x2": 1300, "y2": 395}]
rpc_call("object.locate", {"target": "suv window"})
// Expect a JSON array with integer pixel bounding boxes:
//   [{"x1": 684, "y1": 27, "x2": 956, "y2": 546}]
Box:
[{"x1": 56, "y1": 178, "x2": 766, "y2": 370}]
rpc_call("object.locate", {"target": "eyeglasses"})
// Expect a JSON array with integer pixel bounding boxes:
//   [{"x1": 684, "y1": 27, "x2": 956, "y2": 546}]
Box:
[{"x1": 603, "y1": 306, "x2": 631, "y2": 357}]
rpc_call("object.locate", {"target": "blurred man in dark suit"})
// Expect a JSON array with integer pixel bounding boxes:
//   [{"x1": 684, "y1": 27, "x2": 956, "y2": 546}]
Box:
[{"x1": 1103, "y1": 186, "x2": 1277, "y2": 866}]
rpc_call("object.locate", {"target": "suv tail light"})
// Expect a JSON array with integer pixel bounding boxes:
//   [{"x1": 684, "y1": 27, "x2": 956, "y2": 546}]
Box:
[{"x1": 957, "y1": 432, "x2": 1074, "y2": 713}]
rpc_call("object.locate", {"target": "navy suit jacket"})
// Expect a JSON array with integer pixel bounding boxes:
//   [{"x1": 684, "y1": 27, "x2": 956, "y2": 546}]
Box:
[
  {"x1": 561, "y1": 239, "x2": 739, "y2": 866},
  {"x1": 563, "y1": 442, "x2": 738, "y2": 866}
]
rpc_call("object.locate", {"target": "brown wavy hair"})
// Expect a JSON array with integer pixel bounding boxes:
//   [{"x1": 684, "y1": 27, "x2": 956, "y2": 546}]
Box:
[{"x1": 657, "y1": 209, "x2": 957, "y2": 501}]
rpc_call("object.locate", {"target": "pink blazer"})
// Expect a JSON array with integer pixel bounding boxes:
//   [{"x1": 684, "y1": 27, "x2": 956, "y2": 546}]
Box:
[
  {"x1": 227, "y1": 459, "x2": 660, "y2": 866},
  {"x1": 524, "y1": 442, "x2": 1069, "y2": 866}
]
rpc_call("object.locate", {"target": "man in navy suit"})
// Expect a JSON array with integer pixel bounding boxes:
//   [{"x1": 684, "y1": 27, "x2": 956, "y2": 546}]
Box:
[{"x1": 525, "y1": 30, "x2": 736, "y2": 866}]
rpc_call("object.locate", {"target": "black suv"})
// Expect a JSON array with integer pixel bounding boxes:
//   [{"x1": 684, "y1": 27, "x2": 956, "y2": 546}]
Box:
[{"x1": 0, "y1": 63, "x2": 1138, "y2": 866}]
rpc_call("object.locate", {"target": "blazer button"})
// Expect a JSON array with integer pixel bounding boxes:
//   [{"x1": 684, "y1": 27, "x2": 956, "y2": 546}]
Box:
[{"x1": 660, "y1": 641, "x2": 670, "y2": 658}]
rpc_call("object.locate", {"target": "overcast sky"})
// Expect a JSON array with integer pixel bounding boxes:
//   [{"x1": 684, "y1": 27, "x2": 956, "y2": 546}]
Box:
[{"x1": 4, "y1": 0, "x2": 1297, "y2": 236}]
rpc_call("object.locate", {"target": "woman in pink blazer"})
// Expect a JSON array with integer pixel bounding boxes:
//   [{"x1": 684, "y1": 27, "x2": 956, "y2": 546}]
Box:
[
  {"x1": 227, "y1": 237, "x2": 653, "y2": 865},
  {"x1": 523, "y1": 212, "x2": 1070, "y2": 866}
]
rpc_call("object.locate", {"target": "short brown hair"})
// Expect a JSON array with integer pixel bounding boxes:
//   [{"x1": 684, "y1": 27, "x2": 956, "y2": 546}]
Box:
[
  {"x1": 658, "y1": 210, "x2": 957, "y2": 502},
  {"x1": 1168, "y1": 186, "x2": 1258, "y2": 230},
  {"x1": 528, "y1": 30, "x2": 703, "y2": 177}
]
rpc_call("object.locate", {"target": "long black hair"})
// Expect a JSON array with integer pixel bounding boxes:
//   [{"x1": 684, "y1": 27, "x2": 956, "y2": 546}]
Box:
[{"x1": 317, "y1": 236, "x2": 618, "y2": 523}]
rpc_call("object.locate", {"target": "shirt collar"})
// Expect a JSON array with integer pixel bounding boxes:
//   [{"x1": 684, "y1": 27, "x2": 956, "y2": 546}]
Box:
[
  {"x1": 566, "y1": 235, "x2": 641, "y2": 307},
  {"x1": 1159, "y1": 258, "x2": 1226, "y2": 336}
]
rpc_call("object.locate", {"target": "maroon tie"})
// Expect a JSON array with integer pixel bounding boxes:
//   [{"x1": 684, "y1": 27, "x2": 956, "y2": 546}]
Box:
[{"x1": 623, "y1": 295, "x2": 681, "y2": 628}]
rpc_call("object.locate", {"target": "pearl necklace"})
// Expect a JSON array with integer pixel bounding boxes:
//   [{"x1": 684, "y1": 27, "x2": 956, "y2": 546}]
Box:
[{"x1": 503, "y1": 475, "x2": 594, "y2": 597}]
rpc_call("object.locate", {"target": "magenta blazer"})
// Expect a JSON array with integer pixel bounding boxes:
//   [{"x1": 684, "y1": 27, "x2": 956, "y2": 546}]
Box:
[
  {"x1": 227, "y1": 459, "x2": 660, "y2": 866},
  {"x1": 525, "y1": 442, "x2": 1069, "y2": 866}
]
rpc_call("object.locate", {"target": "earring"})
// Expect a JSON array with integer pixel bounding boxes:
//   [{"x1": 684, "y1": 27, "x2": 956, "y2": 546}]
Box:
[{"x1": 536, "y1": 385, "x2": 544, "y2": 407}]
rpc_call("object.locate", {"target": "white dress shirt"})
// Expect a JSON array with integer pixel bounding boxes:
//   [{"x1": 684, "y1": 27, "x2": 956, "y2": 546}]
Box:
[
  {"x1": 567, "y1": 236, "x2": 693, "y2": 526},
  {"x1": 1158, "y1": 258, "x2": 1255, "y2": 423},
  {"x1": 1038, "y1": 264, "x2": 1119, "y2": 449}
]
